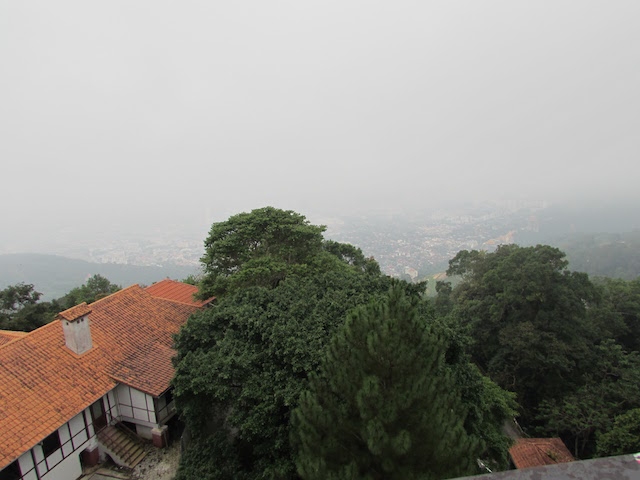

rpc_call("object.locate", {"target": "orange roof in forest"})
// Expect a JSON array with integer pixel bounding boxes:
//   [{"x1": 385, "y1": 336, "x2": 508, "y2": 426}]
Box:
[
  {"x1": 509, "y1": 438, "x2": 575, "y2": 469},
  {"x1": 146, "y1": 278, "x2": 214, "y2": 307},
  {"x1": 0, "y1": 284, "x2": 203, "y2": 470}
]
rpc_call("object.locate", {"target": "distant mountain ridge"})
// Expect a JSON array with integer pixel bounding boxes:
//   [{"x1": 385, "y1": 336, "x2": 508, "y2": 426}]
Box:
[{"x1": 0, "y1": 253, "x2": 199, "y2": 300}]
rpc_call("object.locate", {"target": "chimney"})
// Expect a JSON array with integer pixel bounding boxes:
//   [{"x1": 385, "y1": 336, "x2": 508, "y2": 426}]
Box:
[{"x1": 57, "y1": 303, "x2": 93, "y2": 355}]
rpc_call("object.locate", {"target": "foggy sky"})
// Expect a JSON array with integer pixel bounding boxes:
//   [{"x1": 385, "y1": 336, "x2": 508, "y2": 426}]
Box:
[{"x1": 1, "y1": 1, "x2": 639, "y2": 249}]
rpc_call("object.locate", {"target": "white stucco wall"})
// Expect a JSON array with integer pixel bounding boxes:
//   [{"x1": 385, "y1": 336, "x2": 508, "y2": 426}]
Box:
[
  {"x1": 7, "y1": 384, "x2": 166, "y2": 480},
  {"x1": 106, "y1": 390, "x2": 119, "y2": 422},
  {"x1": 41, "y1": 452, "x2": 82, "y2": 480},
  {"x1": 135, "y1": 424, "x2": 154, "y2": 440},
  {"x1": 17, "y1": 451, "x2": 37, "y2": 480},
  {"x1": 11, "y1": 400, "x2": 104, "y2": 480},
  {"x1": 68, "y1": 413, "x2": 89, "y2": 449},
  {"x1": 61, "y1": 316, "x2": 93, "y2": 355},
  {"x1": 115, "y1": 384, "x2": 156, "y2": 426}
]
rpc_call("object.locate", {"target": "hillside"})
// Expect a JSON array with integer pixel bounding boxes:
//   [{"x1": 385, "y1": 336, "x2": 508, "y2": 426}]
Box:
[
  {"x1": 0, "y1": 253, "x2": 199, "y2": 300},
  {"x1": 553, "y1": 231, "x2": 640, "y2": 280},
  {"x1": 416, "y1": 231, "x2": 640, "y2": 297}
]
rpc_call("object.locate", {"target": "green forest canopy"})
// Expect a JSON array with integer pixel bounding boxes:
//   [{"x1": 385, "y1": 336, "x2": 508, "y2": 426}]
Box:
[
  {"x1": 173, "y1": 208, "x2": 517, "y2": 480},
  {"x1": 0, "y1": 275, "x2": 121, "y2": 332},
  {"x1": 4, "y1": 207, "x2": 640, "y2": 477}
]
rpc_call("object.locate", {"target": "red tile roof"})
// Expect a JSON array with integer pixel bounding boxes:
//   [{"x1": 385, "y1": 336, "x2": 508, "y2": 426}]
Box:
[
  {"x1": 0, "y1": 330, "x2": 27, "y2": 347},
  {"x1": 0, "y1": 322, "x2": 114, "y2": 469},
  {"x1": 89, "y1": 286, "x2": 200, "y2": 396},
  {"x1": 145, "y1": 278, "x2": 214, "y2": 307},
  {"x1": 0, "y1": 284, "x2": 203, "y2": 470},
  {"x1": 509, "y1": 438, "x2": 575, "y2": 469}
]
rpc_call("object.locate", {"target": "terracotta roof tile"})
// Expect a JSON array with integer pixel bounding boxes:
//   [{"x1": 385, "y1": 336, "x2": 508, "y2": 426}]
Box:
[
  {"x1": 509, "y1": 438, "x2": 575, "y2": 469},
  {"x1": 145, "y1": 278, "x2": 214, "y2": 307},
  {"x1": 0, "y1": 322, "x2": 113, "y2": 468},
  {"x1": 0, "y1": 283, "x2": 202, "y2": 470},
  {"x1": 0, "y1": 330, "x2": 27, "y2": 347}
]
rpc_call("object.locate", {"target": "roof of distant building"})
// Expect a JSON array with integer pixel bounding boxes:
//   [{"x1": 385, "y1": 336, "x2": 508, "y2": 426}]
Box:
[
  {"x1": 145, "y1": 278, "x2": 214, "y2": 307},
  {"x1": 509, "y1": 438, "x2": 575, "y2": 469}
]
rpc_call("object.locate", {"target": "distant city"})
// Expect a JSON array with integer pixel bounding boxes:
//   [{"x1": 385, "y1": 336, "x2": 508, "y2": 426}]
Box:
[
  {"x1": 324, "y1": 199, "x2": 549, "y2": 279},
  {"x1": 6, "y1": 198, "x2": 638, "y2": 302},
  {"x1": 14, "y1": 200, "x2": 554, "y2": 280}
]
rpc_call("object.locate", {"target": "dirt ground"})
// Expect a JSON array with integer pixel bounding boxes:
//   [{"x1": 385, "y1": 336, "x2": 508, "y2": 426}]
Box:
[
  {"x1": 82, "y1": 440, "x2": 181, "y2": 480},
  {"x1": 130, "y1": 440, "x2": 181, "y2": 480}
]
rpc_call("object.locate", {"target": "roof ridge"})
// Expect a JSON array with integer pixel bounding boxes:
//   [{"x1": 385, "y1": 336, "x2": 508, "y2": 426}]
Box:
[
  {"x1": 0, "y1": 330, "x2": 27, "y2": 337},
  {"x1": 0, "y1": 330, "x2": 27, "y2": 348},
  {"x1": 0, "y1": 320, "x2": 61, "y2": 350},
  {"x1": 0, "y1": 286, "x2": 147, "y2": 351},
  {"x1": 146, "y1": 278, "x2": 184, "y2": 289},
  {"x1": 87, "y1": 284, "x2": 143, "y2": 306},
  {"x1": 145, "y1": 279, "x2": 213, "y2": 306},
  {"x1": 108, "y1": 374, "x2": 158, "y2": 396},
  {"x1": 0, "y1": 338, "x2": 20, "y2": 349},
  {"x1": 151, "y1": 278, "x2": 179, "y2": 284},
  {"x1": 152, "y1": 296, "x2": 205, "y2": 308}
]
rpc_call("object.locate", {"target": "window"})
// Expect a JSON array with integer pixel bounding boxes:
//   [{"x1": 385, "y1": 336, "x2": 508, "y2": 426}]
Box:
[
  {"x1": 165, "y1": 388, "x2": 174, "y2": 405},
  {"x1": 41, "y1": 431, "x2": 61, "y2": 457},
  {"x1": 0, "y1": 460, "x2": 21, "y2": 480}
]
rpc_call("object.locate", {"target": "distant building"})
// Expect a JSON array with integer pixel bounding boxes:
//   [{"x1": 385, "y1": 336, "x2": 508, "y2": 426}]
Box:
[
  {"x1": 509, "y1": 438, "x2": 575, "y2": 469},
  {"x1": 0, "y1": 279, "x2": 213, "y2": 480}
]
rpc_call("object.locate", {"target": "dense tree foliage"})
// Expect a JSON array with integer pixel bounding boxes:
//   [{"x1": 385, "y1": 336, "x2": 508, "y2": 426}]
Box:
[
  {"x1": 0, "y1": 283, "x2": 41, "y2": 310},
  {"x1": 175, "y1": 208, "x2": 515, "y2": 479},
  {"x1": 596, "y1": 408, "x2": 640, "y2": 457},
  {"x1": 174, "y1": 270, "x2": 393, "y2": 479},
  {"x1": 426, "y1": 289, "x2": 517, "y2": 469},
  {"x1": 560, "y1": 231, "x2": 640, "y2": 280},
  {"x1": 176, "y1": 208, "x2": 639, "y2": 474},
  {"x1": 176, "y1": 209, "x2": 391, "y2": 478},
  {"x1": 446, "y1": 245, "x2": 598, "y2": 414},
  {"x1": 586, "y1": 277, "x2": 640, "y2": 354},
  {"x1": 57, "y1": 274, "x2": 121, "y2": 309},
  {"x1": 200, "y1": 207, "x2": 328, "y2": 297},
  {"x1": 441, "y1": 244, "x2": 640, "y2": 459},
  {"x1": 0, "y1": 275, "x2": 122, "y2": 332},
  {"x1": 536, "y1": 341, "x2": 640, "y2": 456},
  {"x1": 292, "y1": 286, "x2": 481, "y2": 480},
  {"x1": 442, "y1": 347, "x2": 517, "y2": 470},
  {"x1": 0, "y1": 283, "x2": 57, "y2": 331}
]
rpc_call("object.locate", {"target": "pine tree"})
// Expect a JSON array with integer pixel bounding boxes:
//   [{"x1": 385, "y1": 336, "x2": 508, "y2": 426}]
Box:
[{"x1": 292, "y1": 285, "x2": 482, "y2": 480}]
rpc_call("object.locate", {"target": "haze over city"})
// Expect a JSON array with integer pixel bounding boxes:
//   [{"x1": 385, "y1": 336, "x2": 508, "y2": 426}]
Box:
[
  {"x1": 3, "y1": 5, "x2": 640, "y2": 478},
  {"x1": 1, "y1": 1, "x2": 639, "y2": 255}
]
